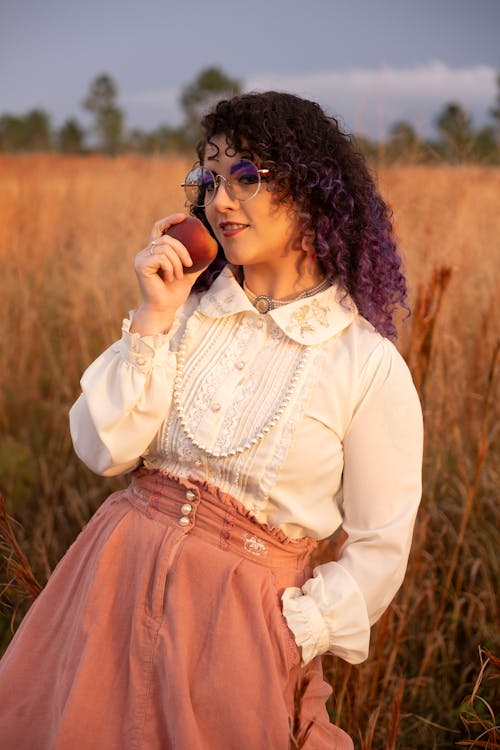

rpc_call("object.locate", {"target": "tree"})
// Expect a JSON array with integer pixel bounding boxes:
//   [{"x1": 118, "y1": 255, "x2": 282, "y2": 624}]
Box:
[
  {"x1": 489, "y1": 71, "x2": 500, "y2": 142},
  {"x1": 23, "y1": 109, "x2": 52, "y2": 151},
  {"x1": 179, "y1": 66, "x2": 241, "y2": 143},
  {"x1": 127, "y1": 125, "x2": 192, "y2": 155},
  {"x1": 470, "y1": 127, "x2": 499, "y2": 164},
  {"x1": 82, "y1": 74, "x2": 124, "y2": 155},
  {"x1": 435, "y1": 102, "x2": 473, "y2": 161},
  {"x1": 387, "y1": 121, "x2": 420, "y2": 162},
  {"x1": 0, "y1": 115, "x2": 25, "y2": 151},
  {"x1": 0, "y1": 109, "x2": 51, "y2": 151},
  {"x1": 59, "y1": 118, "x2": 85, "y2": 153}
]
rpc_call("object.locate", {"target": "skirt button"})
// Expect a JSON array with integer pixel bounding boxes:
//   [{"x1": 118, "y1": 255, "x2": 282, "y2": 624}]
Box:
[
  {"x1": 185, "y1": 490, "x2": 196, "y2": 501},
  {"x1": 178, "y1": 516, "x2": 191, "y2": 527},
  {"x1": 181, "y1": 503, "x2": 193, "y2": 515}
]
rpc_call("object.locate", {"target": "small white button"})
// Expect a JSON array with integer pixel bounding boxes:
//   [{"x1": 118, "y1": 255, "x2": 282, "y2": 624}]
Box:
[
  {"x1": 137, "y1": 357, "x2": 145, "y2": 366},
  {"x1": 211, "y1": 402, "x2": 221, "y2": 412},
  {"x1": 179, "y1": 516, "x2": 190, "y2": 527},
  {"x1": 181, "y1": 503, "x2": 193, "y2": 515},
  {"x1": 185, "y1": 490, "x2": 196, "y2": 501},
  {"x1": 235, "y1": 361, "x2": 245, "y2": 370}
]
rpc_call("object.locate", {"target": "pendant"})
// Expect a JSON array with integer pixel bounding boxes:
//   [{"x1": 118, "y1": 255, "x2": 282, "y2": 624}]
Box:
[{"x1": 253, "y1": 295, "x2": 273, "y2": 314}]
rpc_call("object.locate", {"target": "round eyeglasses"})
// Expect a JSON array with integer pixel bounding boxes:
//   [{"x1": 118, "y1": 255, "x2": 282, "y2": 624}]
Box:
[{"x1": 181, "y1": 159, "x2": 270, "y2": 208}]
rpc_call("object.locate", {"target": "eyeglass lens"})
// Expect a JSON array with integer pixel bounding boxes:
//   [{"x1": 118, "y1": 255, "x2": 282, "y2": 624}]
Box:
[{"x1": 183, "y1": 160, "x2": 263, "y2": 207}]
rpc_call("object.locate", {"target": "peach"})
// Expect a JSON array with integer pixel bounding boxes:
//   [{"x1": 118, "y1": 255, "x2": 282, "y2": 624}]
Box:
[{"x1": 165, "y1": 216, "x2": 218, "y2": 273}]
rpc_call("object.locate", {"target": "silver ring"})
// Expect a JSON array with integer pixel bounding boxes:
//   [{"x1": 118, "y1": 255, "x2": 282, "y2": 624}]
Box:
[{"x1": 149, "y1": 239, "x2": 161, "y2": 255}]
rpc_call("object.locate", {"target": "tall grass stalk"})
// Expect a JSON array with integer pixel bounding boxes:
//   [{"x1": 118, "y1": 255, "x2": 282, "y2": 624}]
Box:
[{"x1": 0, "y1": 156, "x2": 498, "y2": 748}]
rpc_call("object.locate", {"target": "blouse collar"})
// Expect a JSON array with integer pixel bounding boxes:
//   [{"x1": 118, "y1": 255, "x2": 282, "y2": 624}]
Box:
[{"x1": 198, "y1": 267, "x2": 357, "y2": 345}]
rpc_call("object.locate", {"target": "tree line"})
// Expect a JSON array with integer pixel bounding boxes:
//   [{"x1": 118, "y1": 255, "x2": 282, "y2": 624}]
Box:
[{"x1": 1, "y1": 66, "x2": 499, "y2": 163}]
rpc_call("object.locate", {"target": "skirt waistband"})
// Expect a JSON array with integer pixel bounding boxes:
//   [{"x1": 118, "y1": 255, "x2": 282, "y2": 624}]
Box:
[{"x1": 128, "y1": 468, "x2": 316, "y2": 571}]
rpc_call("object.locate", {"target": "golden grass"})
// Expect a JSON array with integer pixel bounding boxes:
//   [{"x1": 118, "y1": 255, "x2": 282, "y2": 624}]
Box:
[{"x1": 0, "y1": 155, "x2": 498, "y2": 748}]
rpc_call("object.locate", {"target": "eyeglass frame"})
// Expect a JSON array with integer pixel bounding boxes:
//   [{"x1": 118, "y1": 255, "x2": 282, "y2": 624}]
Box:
[{"x1": 181, "y1": 159, "x2": 271, "y2": 208}]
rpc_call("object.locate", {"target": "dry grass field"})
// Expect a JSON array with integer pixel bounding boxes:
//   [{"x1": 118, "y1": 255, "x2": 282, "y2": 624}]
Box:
[{"x1": 0, "y1": 155, "x2": 498, "y2": 748}]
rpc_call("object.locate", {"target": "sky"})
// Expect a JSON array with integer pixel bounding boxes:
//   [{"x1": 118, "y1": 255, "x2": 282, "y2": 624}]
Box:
[{"x1": 1, "y1": 0, "x2": 499, "y2": 140}]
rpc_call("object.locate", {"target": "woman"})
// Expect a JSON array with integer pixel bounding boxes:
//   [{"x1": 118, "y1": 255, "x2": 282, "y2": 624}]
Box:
[{"x1": 0, "y1": 92, "x2": 423, "y2": 749}]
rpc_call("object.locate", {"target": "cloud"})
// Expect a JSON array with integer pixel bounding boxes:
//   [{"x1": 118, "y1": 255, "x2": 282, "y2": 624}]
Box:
[
  {"x1": 123, "y1": 62, "x2": 497, "y2": 138},
  {"x1": 246, "y1": 61, "x2": 497, "y2": 137}
]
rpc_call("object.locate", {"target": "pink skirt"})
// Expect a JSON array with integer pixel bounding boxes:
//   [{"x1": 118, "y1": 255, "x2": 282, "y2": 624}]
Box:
[{"x1": 0, "y1": 469, "x2": 353, "y2": 749}]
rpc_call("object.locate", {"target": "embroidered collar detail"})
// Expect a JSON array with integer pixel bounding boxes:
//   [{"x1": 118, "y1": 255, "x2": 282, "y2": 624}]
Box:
[{"x1": 198, "y1": 267, "x2": 356, "y2": 345}]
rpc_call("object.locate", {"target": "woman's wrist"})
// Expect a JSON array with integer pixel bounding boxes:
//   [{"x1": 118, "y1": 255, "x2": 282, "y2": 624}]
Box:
[{"x1": 129, "y1": 305, "x2": 177, "y2": 336}]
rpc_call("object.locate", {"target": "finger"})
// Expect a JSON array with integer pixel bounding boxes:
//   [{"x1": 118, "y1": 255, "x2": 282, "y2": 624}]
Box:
[
  {"x1": 147, "y1": 239, "x2": 164, "y2": 256},
  {"x1": 146, "y1": 236, "x2": 193, "y2": 269},
  {"x1": 150, "y1": 213, "x2": 187, "y2": 241},
  {"x1": 137, "y1": 249, "x2": 174, "y2": 281},
  {"x1": 141, "y1": 245, "x2": 186, "y2": 282},
  {"x1": 155, "y1": 246, "x2": 186, "y2": 280},
  {"x1": 155, "y1": 250, "x2": 190, "y2": 283}
]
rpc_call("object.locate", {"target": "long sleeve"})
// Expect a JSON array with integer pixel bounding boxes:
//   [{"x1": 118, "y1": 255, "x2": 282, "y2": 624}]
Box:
[
  {"x1": 282, "y1": 338, "x2": 423, "y2": 665},
  {"x1": 69, "y1": 316, "x2": 180, "y2": 476}
]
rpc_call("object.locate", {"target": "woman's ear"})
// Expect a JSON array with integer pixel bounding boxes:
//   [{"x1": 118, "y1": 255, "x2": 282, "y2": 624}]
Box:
[{"x1": 301, "y1": 234, "x2": 316, "y2": 259}]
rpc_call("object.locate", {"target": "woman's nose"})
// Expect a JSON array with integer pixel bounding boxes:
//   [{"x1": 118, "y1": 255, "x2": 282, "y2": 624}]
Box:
[{"x1": 211, "y1": 178, "x2": 240, "y2": 211}]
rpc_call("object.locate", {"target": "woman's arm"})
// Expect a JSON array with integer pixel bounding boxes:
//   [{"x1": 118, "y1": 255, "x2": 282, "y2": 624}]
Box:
[
  {"x1": 69, "y1": 213, "x2": 207, "y2": 475},
  {"x1": 282, "y1": 338, "x2": 424, "y2": 664},
  {"x1": 69, "y1": 316, "x2": 182, "y2": 476}
]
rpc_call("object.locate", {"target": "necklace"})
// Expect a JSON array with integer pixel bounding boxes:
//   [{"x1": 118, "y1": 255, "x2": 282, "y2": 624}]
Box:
[
  {"x1": 243, "y1": 277, "x2": 331, "y2": 314},
  {"x1": 173, "y1": 330, "x2": 312, "y2": 458}
]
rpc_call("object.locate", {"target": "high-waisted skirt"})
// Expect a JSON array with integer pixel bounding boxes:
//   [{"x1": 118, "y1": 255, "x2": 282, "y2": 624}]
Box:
[{"x1": 0, "y1": 469, "x2": 353, "y2": 749}]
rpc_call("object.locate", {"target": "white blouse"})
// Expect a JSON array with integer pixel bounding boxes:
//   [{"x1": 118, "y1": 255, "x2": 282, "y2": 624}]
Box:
[{"x1": 69, "y1": 267, "x2": 423, "y2": 666}]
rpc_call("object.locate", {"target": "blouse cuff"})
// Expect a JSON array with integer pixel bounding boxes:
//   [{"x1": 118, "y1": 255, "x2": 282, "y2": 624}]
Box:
[
  {"x1": 116, "y1": 314, "x2": 179, "y2": 371},
  {"x1": 281, "y1": 587, "x2": 330, "y2": 665},
  {"x1": 282, "y1": 561, "x2": 372, "y2": 665}
]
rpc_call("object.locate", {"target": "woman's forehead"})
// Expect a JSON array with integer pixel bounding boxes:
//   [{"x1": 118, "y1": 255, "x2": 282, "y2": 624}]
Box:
[{"x1": 203, "y1": 134, "x2": 253, "y2": 163}]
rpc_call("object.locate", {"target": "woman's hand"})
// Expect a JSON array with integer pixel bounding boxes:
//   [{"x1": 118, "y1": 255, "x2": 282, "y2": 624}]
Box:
[{"x1": 131, "y1": 213, "x2": 205, "y2": 336}]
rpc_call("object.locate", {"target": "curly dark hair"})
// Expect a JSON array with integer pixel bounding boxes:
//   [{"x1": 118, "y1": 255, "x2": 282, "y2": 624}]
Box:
[{"x1": 191, "y1": 91, "x2": 407, "y2": 339}]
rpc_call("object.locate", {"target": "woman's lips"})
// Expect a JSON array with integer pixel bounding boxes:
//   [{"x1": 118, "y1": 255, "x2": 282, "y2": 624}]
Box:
[{"x1": 219, "y1": 222, "x2": 249, "y2": 238}]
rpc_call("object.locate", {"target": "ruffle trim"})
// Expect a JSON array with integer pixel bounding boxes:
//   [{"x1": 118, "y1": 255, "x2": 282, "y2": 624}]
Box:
[
  {"x1": 302, "y1": 563, "x2": 371, "y2": 664},
  {"x1": 281, "y1": 588, "x2": 331, "y2": 665},
  {"x1": 116, "y1": 316, "x2": 178, "y2": 368}
]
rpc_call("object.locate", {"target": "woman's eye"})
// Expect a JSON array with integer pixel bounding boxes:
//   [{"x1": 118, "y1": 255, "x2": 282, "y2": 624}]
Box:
[
  {"x1": 238, "y1": 174, "x2": 259, "y2": 185},
  {"x1": 201, "y1": 176, "x2": 215, "y2": 192}
]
